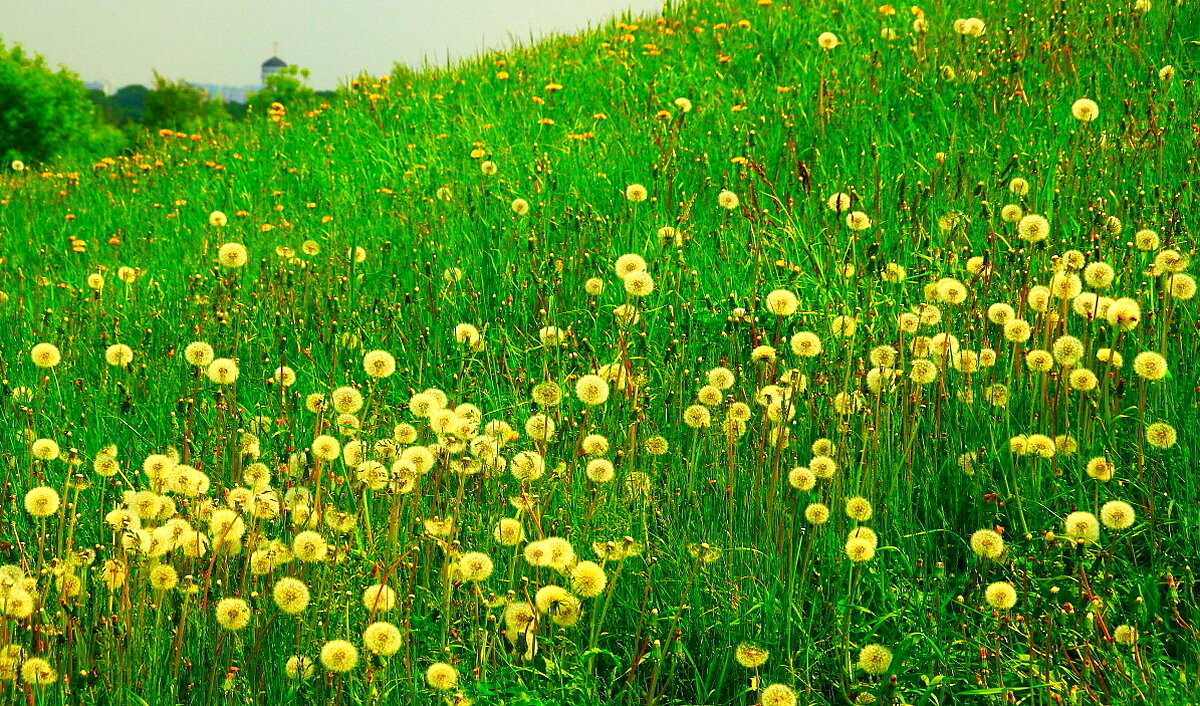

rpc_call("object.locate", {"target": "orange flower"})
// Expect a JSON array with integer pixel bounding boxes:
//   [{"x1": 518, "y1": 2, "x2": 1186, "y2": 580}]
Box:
[
  {"x1": 537, "y1": 117, "x2": 555, "y2": 125},
  {"x1": 496, "y1": 71, "x2": 509, "y2": 80},
  {"x1": 544, "y1": 82, "x2": 563, "y2": 91}
]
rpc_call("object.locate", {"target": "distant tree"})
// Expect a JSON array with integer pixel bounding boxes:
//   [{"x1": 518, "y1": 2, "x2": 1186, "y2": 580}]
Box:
[
  {"x1": 144, "y1": 72, "x2": 229, "y2": 131},
  {"x1": 108, "y1": 84, "x2": 151, "y2": 124},
  {"x1": 224, "y1": 101, "x2": 248, "y2": 120},
  {"x1": 247, "y1": 65, "x2": 316, "y2": 115},
  {"x1": 0, "y1": 37, "x2": 124, "y2": 162}
]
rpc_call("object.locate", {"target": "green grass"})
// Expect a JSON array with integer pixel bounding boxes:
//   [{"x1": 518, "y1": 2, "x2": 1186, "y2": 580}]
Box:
[{"x1": 1, "y1": 0, "x2": 1198, "y2": 704}]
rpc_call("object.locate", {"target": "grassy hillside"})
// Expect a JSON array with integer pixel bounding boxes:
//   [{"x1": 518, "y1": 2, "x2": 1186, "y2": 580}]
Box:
[{"x1": 1, "y1": 0, "x2": 1198, "y2": 704}]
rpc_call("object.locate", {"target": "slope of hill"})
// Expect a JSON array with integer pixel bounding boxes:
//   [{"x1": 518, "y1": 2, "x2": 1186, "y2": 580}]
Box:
[{"x1": 0, "y1": 0, "x2": 1197, "y2": 704}]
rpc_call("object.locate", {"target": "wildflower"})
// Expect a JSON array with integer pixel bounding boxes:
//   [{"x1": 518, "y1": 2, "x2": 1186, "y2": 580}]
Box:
[
  {"x1": 1145, "y1": 422, "x2": 1176, "y2": 448},
  {"x1": 586, "y1": 459, "x2": 615, "y2": 483},
  {"x1": 623, "y1": 271, "x2": 654, "y2": 296},
  {"x1": 614, "y1": 253, "x2": 647, "y2": 279},
  {"x1": 909, "y1": 359, "x2": 938, "y2": 384},
  {"x1": 760, "y1": 684, "x2": 797, "y2": 706},
  {"x1": 826, "y1": 192, "x2": 852, "y2": 212},
  {"x1": 735, "y1": 643, "x2": 769, "y2": 668},
  {"x1": 1003, "y1": 319, "x2": 1032, "y2": 343},
  {"x1": 936, "y1": 277, "x2": 968, "y2": 304},
  {"x1": 786, "y1": 466, "x2": 815, "y2": 491},
  {"x1": 805, "y1": 503, "x2": 830, "y2": 524},
  {"x1": 1167, "y1": 273, "x2": 1197, "y2": 300},
  {"x1": 184, "y1": 342, "x2": 214, "y2": 367},
  {"x1": 581, "y1": 434, "x2": 609, "y2": 456},
  {"x1": 1086, "y1": 456, "x2": 1115, "y2": 481},
  {"x1": 831, "y1": 315, "x2": 857, "y2": 337},
  {"x1": 644, "y1": 436, "x2": 669, "y2": 455},
  {"x1": 1100, "y1": 501, "x2": 1135, "y2": 530},
  {"x1": 985, "y1": 582, "x2": 1017, "y2": 609},
  {"x1": 454, "y1": 323, "x2": 482, "y2": 347},
  {"x1": 1105, "y1": 298, "x2": 1141, "y2": 331},
  {"x1": 571, "y1": 561, "x2": 607, "y2": 597},
  {"x1": 20, "y1": 657, "x2": 56, "y2": 686},
  {"x1": 311, "y1": 435, "x2": 340, "y2": 461},
  {"x1": 817, "y1": 32, "x2": 840, "y2": 49},
  {"x1": 426, "y1": 662, "x2": 459, "y2": 690},
  {"x1": 624, "y1": 184, "x2": 648, "y2": 202},
  {"x1": 1068, "y1": 368, "x2": 1098, "y2": 391},
  {"x1": 790, "y1": 331, "x2": 822, "y2": 357},
  {"x1": 1154, "y1": 249, "x2": 1188, "y2": 273},
  {"x1": 363, "y1": 622, "x2": 403, "y2": 656},
  {"x1": 1064, "y1": 511, "x2": 1100, "y2": 543},
  {"x1": 845, "y1": 496, "x2": 873, "y2": 521},
  {"x1": 1134, "y1": 229, "x2": 1159, "y2": 250},
  {"x1": 845, "y1": 538, "x2": 875, "y2": 562},
  {"x1": 103, "y1": 343, "x2": 134, "y2": 368},
  {"x1": 846, "y1": 211, "x2": 872, "y2": 231},
  {"x1": 30, "y1": 342, "x2": 61, "y2": 368},
  {"x1": 457, "y1": 552, "x2": 494, "y2": 582},
  {"x1": 208, "y1": 211, "x2": 228, "y2": 227},
  {"x1": 1133, "y1": 351, "x2": 1168, "y2": 380},
  {"x1": 809, "y1": 455, "x2": 837, "y2": 478},
  {"x1": 292, "y1": 531, "x2": 329, "y2": 562},
  {"x1": 215, "y1": 597, "x2": 251, "y2": 630},
  {"x1": 970, "y1": 529, "x2": 1004, "y2": 559},
  {"x1": 1000, "y1": 204, "x2": 1023, "y2": 222},
  {"x1": 363, "y1": 350, "x2": 396, "y2": 378},
  {"x1": 362, "y1": 583, "x2": 397, "y2": 612},
  {"x1": 320, "y1": 640, "x2": 359, "y2": 672},
  {"x1": 1017, "y1": 214, "x2": 1050, "y2": 243},
  {"x1": 1084, "y1": 262, "x2": 1115, "y2": 288},
  {"x1": 272, "y1": 577, "x2": 310, "y2": 614},
  {"x1": 765, "y1": 289, "x2": 798, "y2": 316},
  {"x1": 717, "y1": 190, "x2": 739, "y2": 210},
  {"x1": 31, "y1": 438, "x2": 60, "y2": 460},
  {"x1": 1071, "y1": 98, "x2": 1100, "y2": 122},
  {"x1": 217, "y1": 243, "x2": 249, "y2": 268},
  {"x1": 285, "y1": 656, "x2": 314, "y2": 679},
  {"x1": 23, "y1": 487, "x2": 60, "y2": 517},
  {"x1": 206, "y1": 358, "x2": 239, "y2": 385},
  {"x1": 1113, "y1": 625, "x2": 1138, "y2": 645},
  {"x1": 857, "y1": 644, "x2": 893, "y2": 675},
  {"x1": 331, "y1": 386, "x2": 364, "y2": 414}
]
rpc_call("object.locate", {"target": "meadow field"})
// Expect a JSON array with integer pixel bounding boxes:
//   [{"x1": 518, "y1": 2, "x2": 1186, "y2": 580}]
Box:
[{"x1": 1, "y1": 0, "x2": 1198, "y2": 703}]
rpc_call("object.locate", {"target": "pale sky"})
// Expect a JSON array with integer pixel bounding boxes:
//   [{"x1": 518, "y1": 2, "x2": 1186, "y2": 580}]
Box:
[{"x1": 1, "y1": 0, "x2": 664, "y2": 90}]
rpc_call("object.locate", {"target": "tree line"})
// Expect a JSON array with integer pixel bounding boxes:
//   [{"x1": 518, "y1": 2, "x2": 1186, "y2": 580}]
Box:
[{"x1": 2, "y1": 37, "x2": 334, "y2": 164}]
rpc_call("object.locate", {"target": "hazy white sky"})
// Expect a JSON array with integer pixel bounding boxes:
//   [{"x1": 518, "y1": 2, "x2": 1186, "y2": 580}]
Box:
[{"x1": 1, "y1": 0, "x2": 663, "y2": 89}]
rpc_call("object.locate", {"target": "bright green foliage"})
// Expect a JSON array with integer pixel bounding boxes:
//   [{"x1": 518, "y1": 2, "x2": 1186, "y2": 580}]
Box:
[
  {"x1": 248, "y1": 64, "x2": 316, "y2": 115},
  {"x1": 0, "y1": 1, "x2": 1197, "y2": 705},
  {"x1": 0, "y1": 37, "x2": 123, "y2": 163},
  {"x1": 143, "y1": 72, "x2": 230, "y2": 132}
]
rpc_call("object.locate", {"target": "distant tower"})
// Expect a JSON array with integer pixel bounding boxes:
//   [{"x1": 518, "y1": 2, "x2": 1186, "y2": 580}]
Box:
[{"x1": 261, "y1": 43, "x2": 287, "y2": 84}]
